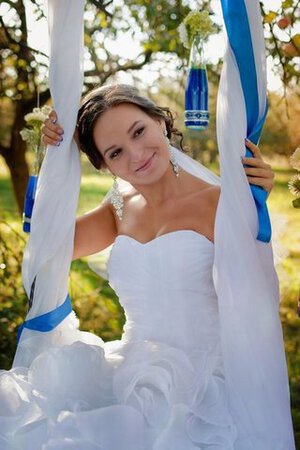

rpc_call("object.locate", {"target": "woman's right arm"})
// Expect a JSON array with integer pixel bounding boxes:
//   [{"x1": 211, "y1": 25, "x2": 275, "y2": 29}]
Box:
[
  {"x1": 72, "y1": 200, "x2": 117, "y2": 260},
  {"x1": 41, "y1": 110, "x2": 117, "y2": 259}
]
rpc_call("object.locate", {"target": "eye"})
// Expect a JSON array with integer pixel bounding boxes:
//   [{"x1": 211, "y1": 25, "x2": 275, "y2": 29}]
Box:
[
  {"x1": 134, "y1": 126, "x2": 145, "y2": 137},
  {"x1": 109, "y1": 148, "x2": 122, "y2": 160}
]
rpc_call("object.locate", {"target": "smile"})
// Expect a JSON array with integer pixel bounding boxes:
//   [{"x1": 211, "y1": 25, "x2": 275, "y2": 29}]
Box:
[{"x1": 135, "y1": 152, "x2": 156, "y2": 172}]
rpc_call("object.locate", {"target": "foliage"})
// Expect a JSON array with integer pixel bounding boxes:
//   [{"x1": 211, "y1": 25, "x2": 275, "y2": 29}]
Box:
[
  {"x1": 260, "y1": 0, "x2": 300, "y2": 91},
  {"x1": 0, "y1": 223, "x2": 27, "y2": 369},
  {"x1": 254, "y1": 90, "x2": 300, "y2": 158}
]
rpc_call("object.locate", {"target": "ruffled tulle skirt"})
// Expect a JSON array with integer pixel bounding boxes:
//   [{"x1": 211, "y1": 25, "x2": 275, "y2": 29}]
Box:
[{"x1": 0, "y1": 317, "x2": 237, "y2": 450}]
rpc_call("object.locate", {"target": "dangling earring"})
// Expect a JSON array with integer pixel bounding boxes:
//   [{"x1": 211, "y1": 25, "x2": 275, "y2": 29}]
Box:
[
  {"x1": 164, "y1": 129, "x2": 179, "y2": 177},
  {"x1": 111, "y1": 175, "x2": 124, "y2": 220}
]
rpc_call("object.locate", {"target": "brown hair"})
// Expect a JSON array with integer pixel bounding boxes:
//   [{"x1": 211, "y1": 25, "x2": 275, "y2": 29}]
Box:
[{"x1": 76, "y1": 83, "x2": 184, "y2": 170}]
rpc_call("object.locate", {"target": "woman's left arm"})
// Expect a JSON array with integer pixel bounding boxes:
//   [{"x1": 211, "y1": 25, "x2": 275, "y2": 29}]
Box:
[{"x1": 242, "y1": 138, "x2": 275, "y2": 195}]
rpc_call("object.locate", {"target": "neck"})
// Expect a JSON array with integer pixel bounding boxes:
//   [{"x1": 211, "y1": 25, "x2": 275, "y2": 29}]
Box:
[{"x1": 131, "y1": 163, "x2": 183, "y2": 208}]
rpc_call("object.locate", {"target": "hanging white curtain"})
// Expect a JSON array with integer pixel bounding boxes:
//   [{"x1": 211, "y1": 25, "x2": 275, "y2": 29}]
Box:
[
  {"x1": 213, "y1": 0, "x2": 295, "y2": 448},
  {"x1": 14, "y1": 0, "x2": 85, "y2": 367}
]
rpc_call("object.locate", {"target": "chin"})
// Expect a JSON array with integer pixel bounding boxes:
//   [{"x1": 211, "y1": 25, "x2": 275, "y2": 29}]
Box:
[{"x1": 134, "y1": 157, "x2": 170, "y2": 184}]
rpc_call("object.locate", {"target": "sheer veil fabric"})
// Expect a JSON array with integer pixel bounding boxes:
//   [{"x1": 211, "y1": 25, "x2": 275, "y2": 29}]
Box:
[{"x1": 13, "y1": 0, "x2": 295, "y2": 449}]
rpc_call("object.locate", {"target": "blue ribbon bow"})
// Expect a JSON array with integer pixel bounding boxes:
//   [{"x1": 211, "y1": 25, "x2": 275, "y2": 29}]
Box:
[{"x1": 17, "y1": 294, "x2": 72, "y2": 344}]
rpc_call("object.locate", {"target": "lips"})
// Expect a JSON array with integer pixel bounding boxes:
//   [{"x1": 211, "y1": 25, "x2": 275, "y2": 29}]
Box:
[{"x1": 136, "y1": 152, "x2": 156, "y2": 172}]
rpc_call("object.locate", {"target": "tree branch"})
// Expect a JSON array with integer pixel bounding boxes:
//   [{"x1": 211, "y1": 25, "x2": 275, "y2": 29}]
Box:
[
  {"x1": 83, "y1": 49, "x2": 153, "y2": 85},
  {"x1": 259, "y1": 2, "x2": 292, "y2": 117},
  {"x1": 0, "y1": 16, "x2": 48, "y2": 59},
  {"x1": 88, "y1": 0, "x2": 113, "y2": 18}
]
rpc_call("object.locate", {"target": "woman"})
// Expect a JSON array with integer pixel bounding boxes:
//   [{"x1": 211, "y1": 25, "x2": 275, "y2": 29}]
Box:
[
  {"x1": 43, "y1": 84, "x2": 274, "y2": 257},
  {"x1": 19, "y1": 83, "x2": 275, "y2": 450}
]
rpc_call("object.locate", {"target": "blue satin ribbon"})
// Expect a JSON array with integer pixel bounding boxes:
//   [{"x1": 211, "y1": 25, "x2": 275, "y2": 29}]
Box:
[
  {"x1": 221, "y1": 0, "x2": 271, "y2": 242},
  {"x1": 17, "y1": 294, "x2": 72, "y2": 344}
]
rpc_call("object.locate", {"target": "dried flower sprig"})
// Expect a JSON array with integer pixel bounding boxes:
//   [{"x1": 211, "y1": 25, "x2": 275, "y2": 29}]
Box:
[
  {"x1": 21, "y1": 105, "x2": 52, "y2": 147},
  {"x1": 178, "y1": 10, "x2": 214, "y2": 49},
  {"x1": 20, "y1": 105, "x2": 52, "y2": 174},
  {"x1": 288, "y1": 174, "x2": 300, "y2": 196}
]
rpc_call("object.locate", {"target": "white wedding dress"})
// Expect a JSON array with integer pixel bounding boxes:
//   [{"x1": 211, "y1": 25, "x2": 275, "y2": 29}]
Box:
[
  {"x1": 1, "y1": 2, "x2": 295, "y2": 448},
  {"x1": 0, "y1": 230, "x2": 240, "y2": 450}
]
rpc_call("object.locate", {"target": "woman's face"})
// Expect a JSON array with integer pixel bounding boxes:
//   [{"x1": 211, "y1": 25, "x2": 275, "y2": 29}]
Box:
[{"x1": 93, "y1": 103, "x2": 171, "y2": 185}]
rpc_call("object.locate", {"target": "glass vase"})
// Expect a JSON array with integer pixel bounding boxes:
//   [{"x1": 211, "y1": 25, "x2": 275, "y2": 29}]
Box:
[
  {"x1": 184, "y1": 34, "x2": 209, "y2": 130},
  {"x1": 22, "y1": 144, "x2": 44, "y2": 233}
]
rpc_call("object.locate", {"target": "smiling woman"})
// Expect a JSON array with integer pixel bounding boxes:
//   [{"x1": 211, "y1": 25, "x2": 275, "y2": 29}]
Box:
[
  {"x1": 76, "y1": 84, "x2": 184, "y2": 172},
  {"x1": 0, "y1": 0, "x2": 295, "y2": 445},
  {"x1": 42, "y1": 83, "x2": 274, "y2": 253}
]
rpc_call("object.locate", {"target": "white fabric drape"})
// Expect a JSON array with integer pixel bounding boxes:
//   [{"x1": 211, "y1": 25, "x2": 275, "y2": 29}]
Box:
[
  {"x1": 213, "y1": 1, "x2": 295, "y2": 448},
  {"x1": 15, "y1": 0, "x2": 84, "y2": 367}
]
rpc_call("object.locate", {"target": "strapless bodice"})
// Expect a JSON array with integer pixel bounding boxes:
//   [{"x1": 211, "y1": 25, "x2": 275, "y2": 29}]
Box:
[{"x1": 107, "y1": 230, "x2": 221, "y2": 354}]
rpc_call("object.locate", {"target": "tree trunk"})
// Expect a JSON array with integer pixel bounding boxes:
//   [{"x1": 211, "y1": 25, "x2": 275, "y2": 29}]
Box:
[
  {"x1": 2, "y1": 143, "x2": 29, "y2": 216},
  {"x1": 1, "y1": 102, "x2": 29, "y2": 216}
]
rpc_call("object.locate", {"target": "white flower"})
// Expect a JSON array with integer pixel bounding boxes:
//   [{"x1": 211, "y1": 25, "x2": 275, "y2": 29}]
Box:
[
  {"x1": 24, "y1": 111, "x2": 48, "y2": 123},
  {"x1": 41, "y1": 105, "x2": 52, "y2": 116},
  {"x1": 20, "y1": 105, "x2": 49, "y2": 174},
  {"x1": 290, "y1": 146, "x2": 300, "y2": 170},
  {"x1": 20, "y1": 128, "x2": 36, "y2": 146},
  {"x1": 178, "y1": 10, "x2": 214, "y2": 48},
  {"x1": 288, "y1": 174, "x2": 300, "y2": 196},
  {"x1": 178, "y1": 23, "x2": 189, "y2": 49}
]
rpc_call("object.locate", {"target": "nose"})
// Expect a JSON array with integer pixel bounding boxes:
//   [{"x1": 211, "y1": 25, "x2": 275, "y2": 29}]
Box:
[{"x1": 128, "y1": 144, "x2": 147, "y2": 164}]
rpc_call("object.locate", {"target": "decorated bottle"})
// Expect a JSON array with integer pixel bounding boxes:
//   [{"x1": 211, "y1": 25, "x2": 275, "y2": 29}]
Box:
[
  {"x1": 184, "y1": 34, "x2": 209, "y2": 130},
  {"x1": 22, "y1": 144, "x2": 43, "y2": 233}
]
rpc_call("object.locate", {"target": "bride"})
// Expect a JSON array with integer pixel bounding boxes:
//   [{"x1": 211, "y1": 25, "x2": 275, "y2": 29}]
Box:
[
  {"x1": 1, "y1": 83, "x2": 290, "y2": 450},
  {"x1": 43, "y1": 84, "x2": 274, "y2": 254}
]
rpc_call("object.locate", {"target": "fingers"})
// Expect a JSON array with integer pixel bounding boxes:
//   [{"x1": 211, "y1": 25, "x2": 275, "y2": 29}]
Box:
[
  {"x1": 242, "y1": 141, "x2": 275, "y2": 193},
  {"x1": 245, "y1": 138, "x2": 262, "y2": 159},
  {"x1": 242, "y1": 156, "x2": 267, "y2": 169},
  {"x1": 247, "y1": 176, "x2": 275, "y2": 193},
  {"x1": 41, "y1": 112, "x2": 64, "y2": 147},
  {"x1": 244, "y1": 166, "x2": 272, "y2": 178},
  {"x1": 244, "y1": 163, "x2": 275, "y2": 193},
  {"x1": 49, "y1": 110, "x2": 57, "y2": 124}
]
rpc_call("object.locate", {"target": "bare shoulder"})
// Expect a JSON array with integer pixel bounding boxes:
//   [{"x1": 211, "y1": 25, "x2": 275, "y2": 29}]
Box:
[
  {"x1": 195, "y1": 183, "x2": 220, "y2": 217},
  {"x1": 187, "y1": 172, "x2": 220, "y2": 208},
  {"x1": 205, "y1": 183, "x2": 221, "y2": 205}
]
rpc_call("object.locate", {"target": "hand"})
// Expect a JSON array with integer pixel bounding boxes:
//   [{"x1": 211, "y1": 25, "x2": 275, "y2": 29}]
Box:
[
  {"x1": 41, "y1": 111, "x2": 80, "y2": 147},
  {"x1": 41, "y1": 110, "x2": 64, "y2": 147},
  {"x1": 242, "y1": 139, "x2": 275, "y2": 195}
]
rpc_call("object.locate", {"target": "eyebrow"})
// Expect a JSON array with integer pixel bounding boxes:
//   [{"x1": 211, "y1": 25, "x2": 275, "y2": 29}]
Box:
[{"x1": 103, "y1": 120, "x2": 141, "y2": 156}]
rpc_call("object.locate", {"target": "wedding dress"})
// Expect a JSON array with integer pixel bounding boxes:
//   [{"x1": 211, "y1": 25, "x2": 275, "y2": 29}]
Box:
[
  {"x1": 0, "y1": 230, "x2": 240, "y2": 450},
  {"x1": 0, "y1": 1, "x2": 295, "y2": 449}
]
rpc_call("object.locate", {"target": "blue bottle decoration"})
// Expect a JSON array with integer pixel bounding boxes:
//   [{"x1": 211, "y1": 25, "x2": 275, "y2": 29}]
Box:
[
  {"x1": 185, "y1": 34, "x2": 209, "y2": 130},
  {"x1": 22, "y1": 174, "x2": 38, "y2": 233},
  {"x1": 22, "y1": 143, "x2": 44, "y2": 233}
]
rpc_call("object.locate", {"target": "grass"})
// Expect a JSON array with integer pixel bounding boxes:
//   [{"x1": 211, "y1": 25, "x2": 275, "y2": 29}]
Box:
[{"x1": 0, "y1": 159, "x2": 299, "y2": 445}]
